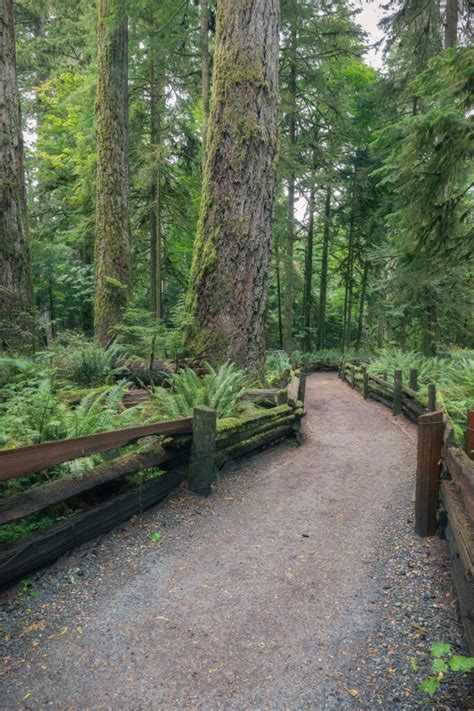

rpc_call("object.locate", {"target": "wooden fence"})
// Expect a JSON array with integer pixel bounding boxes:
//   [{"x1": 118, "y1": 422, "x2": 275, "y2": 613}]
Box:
[
  {"x1": 0, "y1": 376, "x2": 305, "y2": 586},
  {"x1": 340, "y1": 361, "x2": 474, "y2": 653}
]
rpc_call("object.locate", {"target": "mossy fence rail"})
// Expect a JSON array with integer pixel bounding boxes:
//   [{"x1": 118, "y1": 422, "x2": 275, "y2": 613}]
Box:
[
  {"x1": 0, "y1": 377, "x2": 305, "y2": 587},
  {"x1": 340, "y1": 361, "x2": 474, "y2": 653}
]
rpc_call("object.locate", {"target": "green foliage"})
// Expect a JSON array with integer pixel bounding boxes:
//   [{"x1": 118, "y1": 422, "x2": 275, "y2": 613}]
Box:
[
  {"x1": 0, "y1": 505, "x2": 79, "y2": 546},
  {"x1": 417, "y1": 643, "x2": 474, "y2": 699},
  {"x1": 151, "y1": 362, "x2": 249, "y2": 420},
  {"x1": 49, "y1": 333, "x2": 125, "y2": 387},
  {"x1": 265, "y1": 350, "x2": 291, "y2": 385}
]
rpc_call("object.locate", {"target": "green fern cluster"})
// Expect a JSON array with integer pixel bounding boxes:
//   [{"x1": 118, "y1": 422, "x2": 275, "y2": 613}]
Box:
[{"x1": 151, "y1": 362, "x2": 248, "y2": 420}]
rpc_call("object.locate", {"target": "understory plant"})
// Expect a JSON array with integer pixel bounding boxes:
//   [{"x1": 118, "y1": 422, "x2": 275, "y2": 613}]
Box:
[
  {"x1": 416, "y1": 642, "x2": 474, "y2": 699},
  {"x1": 151, "y1": 361, "x2": 249, "y2": 420},
  {"x1": 47, "y1": 332, "x2": 125, "y2": 387}
]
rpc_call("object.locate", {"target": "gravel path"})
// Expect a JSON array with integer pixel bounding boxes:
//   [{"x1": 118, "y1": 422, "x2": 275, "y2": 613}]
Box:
[{"x1": 1, "y1": 373, "x2": 472, "y2": 710}]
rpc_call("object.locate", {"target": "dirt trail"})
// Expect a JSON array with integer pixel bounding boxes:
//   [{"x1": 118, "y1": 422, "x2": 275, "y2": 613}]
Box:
[{"x1": 1, "y1": 373, "x2": 471, "y2": 709}]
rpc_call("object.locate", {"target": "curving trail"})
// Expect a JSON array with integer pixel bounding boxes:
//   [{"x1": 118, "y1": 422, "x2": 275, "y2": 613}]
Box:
[{"x1": 1, "y1": 374, "x2": 471, "y2": 709}]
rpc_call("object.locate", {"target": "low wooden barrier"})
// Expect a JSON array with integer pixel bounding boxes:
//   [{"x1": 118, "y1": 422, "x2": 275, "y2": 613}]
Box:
[
  {"x1": 340, "y1": 361, "x2": 474, "y2": 653},
  {"x1": 0, "y1": 379, "x2": 306, "y2": 586}
]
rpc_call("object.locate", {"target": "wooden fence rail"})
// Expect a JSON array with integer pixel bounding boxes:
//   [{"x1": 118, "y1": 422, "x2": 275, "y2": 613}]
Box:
[{"x1": 0, "y1": 417, "x2": 193, "y2": 482}]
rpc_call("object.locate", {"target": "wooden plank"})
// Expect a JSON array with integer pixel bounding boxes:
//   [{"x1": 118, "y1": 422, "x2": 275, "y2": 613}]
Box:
[
  {"x1": 444, "y1": 521, "x2": 474, "y2": 655},
  {"x1": 466, "y1": 409, "x2": 474, "y2": 461},
  {"x1": 440, "y1": 481, "x2": 474, "y2": 577},
  {"x1": 368, "y1": 392, "x2": 393, "y2": 410},
  {"x1": 427, "y1": 383, "x2": 437, "y2": 412},
  {"x1": 415, "y1": 411, "x2": 443, "y2": 537},
  {"x1": 0, "y1": 417, "x2": 193, "y2": 482},
  {"x1": 217, "y1": 424, "x2": 294, "y2": 464},
  {"x1": 0, "y1": 468, "x2": 186, "y2": 586},
  {"x1": 0, "y1": 444, "x2": 190, "y2": 526},
  {"x1": 445, "y1": 446, "x2": 474, "y2": 523},
  {"x1": 367, "y1": 372, "x2": 393, "y2": 390},
  {"x1": 287, "y1": 374, "x2": 300, "y2": 406}
]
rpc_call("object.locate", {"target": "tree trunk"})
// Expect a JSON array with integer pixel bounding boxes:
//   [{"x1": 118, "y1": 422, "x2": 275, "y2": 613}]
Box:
[
  {"x1": 356, "y1": 261, "x2": 368, "y2": 350},
  {"x1": 187, "y1": 0, "x2": 279, "y2": 373},
  {"x1": 0, "y1": 0, "x2": 35, "y2": 352},
  {"x1": 445, "y1": 0, "x2": 458, "y2": 48},
  {"x1": 302, "y1": 184, "x2": 315, "y2": 352},
  {"x1": 94, "y1": 0, "x2": 131, "y2": 346},
  {"x1": 283, "y1": 5, "x2": 297, "y2": 355},
  {"x1": 149, "y1": 59, "x2": 162, "y2": 321},
  {"x1": 275, "y1": 241, "x2": 283, "y2": 349},
  {"x1": 200, "y1": 0, "x2": 210, "y2": 156},
  {"x1": 317, "y1": 186, "x2": 331, "y2": 350},
  {"x1": 342, "y1": 190, "x2": 355, "y2": 351}
]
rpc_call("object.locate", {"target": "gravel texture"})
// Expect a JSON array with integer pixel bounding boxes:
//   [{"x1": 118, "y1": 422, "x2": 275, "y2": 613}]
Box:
[{"x1": 0, "y1": 373, "x2": 472, "y2": 710}]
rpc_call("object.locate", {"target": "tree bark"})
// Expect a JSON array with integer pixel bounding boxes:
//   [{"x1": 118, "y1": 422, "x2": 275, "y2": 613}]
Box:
[
  {"x1": 356, "y1": 260, "x2": 368, "y2": 350},
  {"x1": 283, "y1": 4, "x2": 297, "y2": 355},
  {"x1": 200, "y1": 0, "x2": 210, "y2": 157},
  {"x1": 302, "y1": 184, "x2": 315, "y2": 352},
  {"x1": 445, "y1": 0, "x2": 458, "y2": 48},
  {"x1": 187, "y1": 0, "x2": 279, "y2": 373},
  {"x1": 94, "y1": 0, "x2": 131, "y2": 346},
  {"x1": 317, "y1": 186, "x2": 331, "y2": 350},
  {"x1": 149, "y1": 58, "x2": 163, "y2": 321},
  {"x1": 0, "y1": 0, "x2": 35, "y2": 351}
]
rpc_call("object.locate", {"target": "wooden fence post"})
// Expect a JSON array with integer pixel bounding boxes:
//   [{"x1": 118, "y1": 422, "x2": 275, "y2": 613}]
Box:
[
  {"x1": 427, "y1": 383, "x2": 436, "y2": 412},
  {"x1": 409, "y1": 368, "x2": 418, "y2": 391},
  {"x1": 362, "y1": 368, "x2": 369, "y2": 399},
  {"x1": 188, "y1": 406, "x2": 216, "y2": 496},
  {"x1": 382, "y1": 371, "x2": 388, "y2": 383},
  {"x1": 415, "y1": 411, "x2": 443, "y2": 536},
  {"x1": 297, "y1": 371, "x2": 307, "y2": 404},
  {"x1": 393, "y1": 369, "x2": 402, "y2": 415},
  {"x1": 466, "y1": 409, "x2": 474, "y2": 461},
  {"x1": 351, "y1": 366, "x2": 356, "y2": 387}
]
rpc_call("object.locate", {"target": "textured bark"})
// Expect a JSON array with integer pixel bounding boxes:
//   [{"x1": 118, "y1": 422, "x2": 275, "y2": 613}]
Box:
[
  {"x1": 356, "y1": 260, "x2": 368, "y2": 350},
  {"x1": 200, "y1": 0, "x2": 210, "y2": 156},
  {"x1": 187, "y1": 0, "x2": 279, "y2": 372},
  {"x1": 283, "y1": 4, "x2": 297, "y2": 355},
  {"x1": 94, "y1": 0, "x2": 131, "y2": 346},
  {"x1": 149, "y1": 57, "x2": 163, "y2": 321},
  {"x1": 302, "y1": 184, "x2": 315, "y2": 352},
  {"x1": 445, "y1": 0, "x2": 458, "y2": 48},
  {"x1": 317, "y1": 186, "x2": 331, "y2": 350},
  {"x1": 0, "y1": 0, "x2": 34, "y2": 351}
]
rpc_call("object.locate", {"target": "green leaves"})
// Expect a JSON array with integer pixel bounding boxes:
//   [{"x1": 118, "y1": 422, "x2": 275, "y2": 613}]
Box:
[
  {"x1": 430, "y1": 642, "x2": 452, "y2": 658},
  {"x1": 419, "y1": 678, "x2": 440, "y2": 698},
  {"x1": 448, "y1": 655, "x2": 474, "y2": 673},
  {"x1": 148, "y1": 532, "x2": 162, "y2": 543},
  {"x1": 417, "y1": 642, "x2": 474, "y2": 700}
]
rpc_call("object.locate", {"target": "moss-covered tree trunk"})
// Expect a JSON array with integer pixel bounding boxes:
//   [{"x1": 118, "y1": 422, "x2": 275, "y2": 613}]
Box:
[
  {"x1": 0, "y1": 0, "x2": 34, "y2": 351},
  {"x1": 200, "y1": 0, "x2": 210, "y2": 157},
  {"x1": 317, "y1": 186, "x2": 331, "y2": 350},
  {"x1": 187, "y1": 0, "x2": 279, "y2": 372},
  {"x1": 94, "y1": 0, "x2": 131, "y2": 346}
]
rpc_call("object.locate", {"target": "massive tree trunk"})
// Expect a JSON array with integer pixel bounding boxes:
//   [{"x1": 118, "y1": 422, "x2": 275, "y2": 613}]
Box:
[
  {"x1": 187, "y1": 0, "x2": 279, "y2": 372},
  {"x1": 302, "y1": 184, "x2": 315, "y2": 352},
  {"x1": 200, "y1": 0, "x2": 210, "y2": 156},
  {"x1": 283, "y1": 4, "x2": 297, "y2": 355},
  {"x1": 317, "y1": 186, "x2": 331, "y2": 350},
  {"x1": 0, "y1": 0, "x2": 35, "y2": 351},
  {"x1": 94, "y1": 0, "x2": 131, "y2": 346},
  {"x1": 149, "y1": 56, "x2": 163, "y2": 321},
  {"x1": 445, "y1": 0, "x2": 458, "y2": 48}
]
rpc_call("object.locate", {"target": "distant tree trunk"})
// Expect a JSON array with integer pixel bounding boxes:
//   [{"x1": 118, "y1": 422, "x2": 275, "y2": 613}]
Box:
[
  {"x1": 377, "y1": 313, "x2": 385, "y2": 348},
  {"x1": 342, "y1": 191, "x2": 355, "y2": 351},
  {"x1": 302, "y1": 184, "x2": 315, "y2": 352},
  {"x1": 422, "y1": 292, "x2": 437, "y2": 356},
  {"x1": 187, "y1": 0, "x2": 279, "y2": 372},
  {"x1": 200, "y1": 0, "x2": 210, "y2": 156},
  {"x1": 0, "y1": 0, "x2": 35, "y2": 351},
  {"x1": 317, "y1": 186, "x2": 331, "y2": 350},
  {"x1": 275, "y1": 241, "x2": 284, "y2": 349},
  {"x1": 94, "y1": 0, "x2": 131, "y2": 346},
  {"x1": 445, "y1": 0, "x2": 458, "y2": 47},
  {"x1": 356, "y1": 261, "x2": 368, "y2": 350},
  {"x1": 283, "y1": 5, "x2": 297, "y2": 355},
  {"x1": 149, "y1": 58, "x2": 163, "y2": 321}
]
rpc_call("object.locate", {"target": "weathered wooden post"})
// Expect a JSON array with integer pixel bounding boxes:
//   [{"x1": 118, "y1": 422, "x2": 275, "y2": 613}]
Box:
[
  {"x1": 362, "y1": 368, "x2": 369, "y2": 400},
  {"x1": 188, "y1": 406, "x2": 216, "y2": 496},
  {"x1": 382, "y1": 371, "x2": 388, "y2": 383},
  {"x1": 415, "y1": 411, "x2": 443, "y2": 536},
  {"x1": 297, "y1": 371, "x2": 307, "y2": 405},
  {"x1": 393, "y1": 369, "x2": 402, "y2": 415},
  {"x1": 409, "y1": 368, "x2": 418, "y2": 391},
  {"x1": 466, "y1": 409, "x2": 474, "y2": 461},
  {"x1": 351, "y1": 366, "x2": 356, "y2": 388},
  {"x1": 427, "y1": 383, "x2": 436, "y2": 412}
]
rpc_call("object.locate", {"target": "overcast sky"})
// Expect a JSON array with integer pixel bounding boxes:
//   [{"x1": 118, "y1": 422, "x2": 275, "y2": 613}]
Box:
[{"x1": 354, "y1": 0, "x2": 387, "y2": 69}]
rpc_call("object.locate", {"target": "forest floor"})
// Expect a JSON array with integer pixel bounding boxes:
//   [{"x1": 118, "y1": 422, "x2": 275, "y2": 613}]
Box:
[{"x1": 1, "y1": 373, "x2": 472, "y2": 710}]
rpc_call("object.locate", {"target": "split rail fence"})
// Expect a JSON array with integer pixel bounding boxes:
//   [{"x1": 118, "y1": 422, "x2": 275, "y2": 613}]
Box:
[
  {"x1": 0, "y1": 375, "x2": 306, "y2": 586},
  {"x1": 340, "y1": 361, "x2": 474, "y2": 653}
]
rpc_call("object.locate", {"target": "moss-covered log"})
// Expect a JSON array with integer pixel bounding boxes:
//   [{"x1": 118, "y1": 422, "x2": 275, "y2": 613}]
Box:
[
  {"x1": 186, "y1": 0, "x2": 279, "y2": 372},
  {"x1": 94, "y1": 0, "x2": 131, "y2": 345}
]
